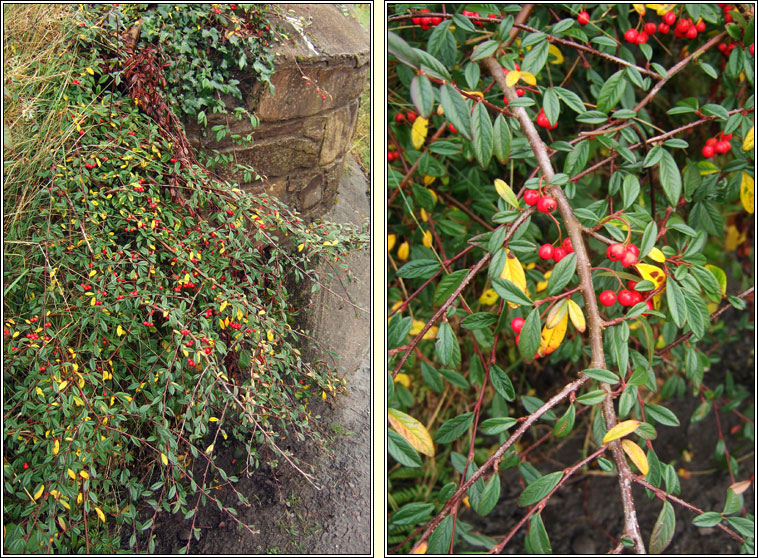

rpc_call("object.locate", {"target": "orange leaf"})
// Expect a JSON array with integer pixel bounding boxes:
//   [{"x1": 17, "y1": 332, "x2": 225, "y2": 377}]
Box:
[{"x1": 538, "y1": 310, "x2": 568, "y2": 357}]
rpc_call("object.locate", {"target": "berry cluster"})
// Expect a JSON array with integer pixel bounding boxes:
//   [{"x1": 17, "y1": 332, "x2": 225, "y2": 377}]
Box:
[
  {"x1": 388, "y1": 150, "x2": 400, "y2": 162},
  {"x1": 623, "y1": 9, "x2": 710, "y2": 45},
  {"x1": 524, "y1": 189, "x2": 557, "y2": 214},
  {"x1": 599, "y1": 281, "x2": 653, "y2": 310},
  {"x1": 701, "y1": 132, "x2": 733, "y2": 158},
  {"x1": 539, "y1": 238, "x2": 573, "y2": 263},
  {"x1": 461, "y1": 9, "x2": 485, "y2": 26},
  {"x1": 606, "y1": 242, "x2": 639, "y2": 268},
  {"x1": 411, "y1": 8, "x2": 442, "y2": 30},
  {"x1": 395, "y1": 110, "x2": 417, "y2": 124}
]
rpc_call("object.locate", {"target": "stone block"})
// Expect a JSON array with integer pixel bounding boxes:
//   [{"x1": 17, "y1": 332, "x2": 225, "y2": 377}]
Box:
[{"x1": 320, "y1": 100, "x2": 359, "y2": 165}]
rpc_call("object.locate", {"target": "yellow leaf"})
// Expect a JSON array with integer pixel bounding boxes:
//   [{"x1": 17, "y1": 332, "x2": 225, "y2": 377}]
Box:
[
  {"x1": 61, "y1": 499, "x2": 71, "y2": 510},
  {"x1": 724, "y1": 225, "x2": 746, "y2": 251},
  {"x1": 461, "y1": 90, "x2": 484, "y2": 100},
  {"x1": 86, "y1": 67, "x2": 94, "y2": 75},
  {"x1": 412, "y1": 541, "x2": 428, "y2": 554},
  {"x1": 50, "y1": 489, "x2": 60, "y2": 499},
  {"x1": 117, "y1": 325, "x2": 125, "y2": 336},
  {"x1": 219, "y1": 318, "x2": 226, "y2": 330},
  {"x1": 297, "y1": 243, "x2": 305, "y2": 252},
  {"x1": 267, "y1": 330, "x2": 274, "y2": 342},
  {"x1": 602, "y1": 419, "x2": 641, "y2": 444},
  {"x1": 423, "y1": 175, "x2": 436, "y2": 186},
  {"x1": 36, "y1": 386, "x2": 44, "y2": 398},
  {"x1": 76, "y1": 492, "x2": 83, "y2": 505},
  {"x1": 538, "y1": 310, "x2": 568, "y2": 357},
  {"x1": 397, "y1": 241, "x2": 409, "y2": 261},
  {"x1": 494, "y1": 178, "x2": 518, "y2": 207},
  {"x1": 422, "y1": 230, "x2": 433, "y2": 248},
  {"x1": 647, "y1": 247, "x2": 666, "y2": 262},
  {"x1": 206, "y1": 444, "x2": 214, "y2": 454},
  {"x1": 505, "y1": 70, "x2": 521, "y2": 88},
  {"x1": 479, "y1": 288, "x2": 499, "y2": 306},
  {"x1": 621, "y1": 439, "x2": 649, "y2": 475},
  {"x1": 546, "y1": 299, "x2": 568, "y2": 329},
  {"x1": 388, "y1": 408, "x2": 435, "y2": 457},
  {"x1": 420, "y1": 208, "x2": 428, "y2": 222},
  {"x1": 59, "y1": 380, "x2": 68, "y2": 391},
  {"x1": 567, "y1": 299, "x2": 586, "y2": 333},
  {"x1": 388, "y1": 234, "x2": 396, "y2": 252},
  {"x1": 160, "y1": 453, "x2": 168, "y2": 466},
  {"x1": 633, "y1": 4, "x2": 646, "y2": 14},
  {"x1": 209, "y1": 417, "x2": 219, "y2": 422},
  {"x1": 68, "y1": 468, "x2": 76, "y2": 480},
  {"x1": 705, "y1": 265, "x2": 727, "y2": 296},
  {"x1": 743, "y1": 126, "x2": 754, "y2": 151},
  {"x1": 548, "y1": 44, "x2": 564, "y2": 65},
  {"x1": 411, "y1": 116, "x2": 429, "y2": 150},
  {"x1": 520, "y1": 71, "x2": 537, "y2": 86},
  {"x1": 500, "y1": 250, "x2": 527, "y2": 308},
  {"x1": 322, "y1": 391, "x2": 327, "y2": 400},
  {"x1": 53, "y1": 439, "x2": 60, "y2": 456},
  {"x1": 427, "y1": 188, "x2": 438, "y2": 203},
  {"x1": 95, "y1": 506, "x2": 105, "y2": 522},
  {"x1": 80, "y1": 471, "x2": 89, "y2": 479},
  {"x1": 33, "y1": 484, "x2": 45, "y2": 501},
  {"x1": 634, "y1": 263, "x2": 666, "y2": 289},
  {"x1": 88, "y1": 269, "x2": 97, "y2": 277},
  {"x1": 394, "y1": 373, "x2": 411, "y2": 388},
  {"x1": 536, "y1": 269, "x2": 552, "y2": 293},
  {"x1": 740, "y1": 172, "x2": 754, "y2": 214}
]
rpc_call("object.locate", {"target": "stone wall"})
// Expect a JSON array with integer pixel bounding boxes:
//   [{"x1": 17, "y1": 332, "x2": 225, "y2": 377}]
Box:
[{"x1": 185, "y1": 4, "x2": 369, "y2": 218}]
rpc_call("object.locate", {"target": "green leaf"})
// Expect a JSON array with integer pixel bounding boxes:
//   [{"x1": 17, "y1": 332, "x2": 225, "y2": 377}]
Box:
[
  {"x1": 489, "y1": 364, "x2": 515, "y2": 401},
  {"x1": 434, "y1": 269, "x2": 470, "y2": 306},
  {"x1": 518, "y1": 307, "x2": 541, "y2": 361},
  {"x1": 452, "y1": 13, "x2": 476, "y2": 32},
  {"x1": 699, "y1": 60, "x2": 719, "y2": 79},
  {"x1": 553, "y1": 404, "x2": 576, "y2": 438},
  {"x1": 613, "y1": 108, "x2": 638, "y2": 119},
  {"x1": 582, "y1": 368, "x2": 620, "y2": 384},
  {"x1": 388, "y1": 430, "x2": 422, "y2": 467},
  {"x1": 525, "y1": 513, "x2": 552, "y2": 554},
  {"x1": 575, "y1": 390, "x2": 607, "y2": 405},
  {"x1": 555, "y1": 86, "x2": 585, "y2": 114},
  {"x1": 427, "y1": 516, "x2": 454, "y2": 554},
  {"x1": 435, "y1": 412, "x2": 474, "y2": 443},
  {"x1": 461, "y1": 312, "x2": 498, "y2": 330},
  {"x1": 726, "y1": 517, "x2": 754, "y2": 538},
  {"x1": 723, "y1": 488, "x2": 743, "y2": 515},
  {"x1": 546, "y1": 253, "x2": 576, "y2": 296},
  {"x1": 638, "y1": 220, "x2": 658, "y2": 259},
  {"x1": 388, "y1": 314, "x2": 413, "y2": 350},
  {"x1": 492, "y1": 114, "x2": 512, "y2": 164},
  {"x1": 692, "y1": 511, "x2": 723, "y2": 528},
  {"x1": 471, "y1": 39, "x2": 500, "y2": 61},
  {"x1": 543, "y1": 88, "x2": 560, "y2": 127},
  {"x1": 471, "y1": 102, "x2": 494, "y2": 168},
  {"x1": 470, "y1": 473, "x2": 500, "y2": 516},
  {"x1": 440, "y1": 83, "x2": 473, "y2": 140},
  {"x1": 564, "y1": 140, "x2": 590, "y2": 176},
  {"x1": 518, "y1": 471, "x2": 563, "y2": 507},
  {"x1": 644, "y1": 403, "x2": 680, "y2": 427},
  {"x1": 521, "y1": 39, "x2": 549, "y2": 76},
  {"x1": 410, "y1": 75, "x2": 435, "y2": 118},
  {"x1": 388, "y1": 31, "x2": 419, "y2": 68},
  {"x1": 396, "y1": 259, "x2": 441, "y2": 279},
  {"x1": 439, "y1": 368, "x2": 469, "y2": 389},
  {"x1": 390, "y1": 503, "x2": 435, "y2": 526},
  {"x1": 701, "y1": 103, "x2": 729, "y2": 120},
  {"x1": 643, "y1": 145, "x2": 664, "y2": 167},
  {"x1": 420, "y1": 361, "x2": 443, "y2": 393},
  {"x1": 658, "y1": 149, "x2": 682, "y2": 208},
  {"x1": 665, "y1": 278, "x2": 687, "y2": 328},
  {"x1": 479, "y1": 417, "x2": 517, "y2": 435},
  {"x1": 622, "y1": 174, "x2": 640, "y2": 209},
  {"x1": 596, "y1": 70, "x2": 627, "y2": 113},
  {"x1": 576, "y1": 110, "x2": 608, "y2": 124},
  {"x1": 435, "y1": 321, "x2": 458, "y2": 367},
  {"x1": 649, "y1": 501, "x2": 676, "y2": 554},
  {"x1": 651, "y1": 62, "x2": 668, "y2": 78},
  {"x1": 492, "y1": 278, "x2": 533, "y2": 306}
]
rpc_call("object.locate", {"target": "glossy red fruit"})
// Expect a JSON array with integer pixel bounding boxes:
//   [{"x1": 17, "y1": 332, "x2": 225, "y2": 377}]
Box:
[
  {"x1": 630, "y1": 291, "x2": 643, "y2": 305},
  {"x1": 637, "y1": 32, "x2": 649, "y2": 44},
  {"x1": 663, "y1": 11, "x2": 676, "y2": 25},
  {"x1": 577, "y1": 11, "x2": 590, "y2": 25},
  {"x1": 685, "y1": 26, "x2": 698, "y2": 39},
  {"x1": 537, "y1": 196, "x2": 557, "y2": 214},
  {"x1": 750, "y1": 43, "x2": 754, "y2": 56},
  {"x1": 621, "y1": 250, "x2": 638, "y2": 268},
  {"x1": 607, "y1": 243, "x2": 626, "y2": 261},
  {"x1": 552, "y1": 247, "x2": 567, "y2": 262},
  {"x1": 627, "y1": 280, "x2": 638, "y2": 290},
  {"x1": 658, "y1": 23, "x2": 670, "y2": 34},
  {"x1": 407, "y1": 111, "x2": 417, "y2": 123},
  {"x1": 431, "y1": 16, "x2": 442, "y2": 25},
  {"x1": 412, "y1": 16, "x2": 422, "y2": 25},
  {"x1": 562, "y1": 238, "x2": 573, "y2": 253},
  {"x1": 624, "y1": 28, "x2": 639, "y2": 43},
  {"x1": 721, "y1": 132, "x2": 733, "y2": 141},
  {"x1": 395, "y1": 112, "x2": 406, "y2": 123},
  {"x1": 695, "y1": 20, "x2": 706, "y2": 32},
  {"x1": 420, "y1": 16, "x2": 432, "y2": 27},
  {"x1": 626, "y1": 244, "x2": 640, "y2": 257},
  {"x1": 702, "y1": 144, "x2": 715, "y2": 158},
  {"x1": 539, "y1": 244, "x2": 555, "y2": 260},
  {"x1": 715, "y1": 140, "x2": 731, "y2": 154},
  {"x1": 676, "y1": 18, "x2": 691, "y2": 33},
  {"x1": 449, "y1": 123, "x2": 458, "y2": 134},
  {"x1": 599, "y1": 290, "x2": 617, "y2": 307},
  {"x1": 644, "y1": 300, "x2": 654, "y2": 312},
  {"x1": 706, "y1": 137, "x2": 718, "y2": 146},
  {"x1": 511, "y1": 317, "x2": 525, "y2": 333},
  {"x1": 536, "y1": 110, "x2": 550, "y2": 128},
  {"x1": 618, "y1": 289, "x2": 636, "y2": 306},
  {"x1": 523, "y1": 189, "x2": 541, "y2": 206},
  {"x1": 644, "y1": 22, "x2": 657, "y2": 35},
  {"x1": 516, "y1": 88, "x2": 525, "y2": 97}
]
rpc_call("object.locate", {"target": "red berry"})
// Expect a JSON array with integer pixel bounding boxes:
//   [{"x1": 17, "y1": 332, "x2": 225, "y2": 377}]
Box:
[
  {"x1": 706, "y1": 137, "x2": 718, "y2": 146},
  {"x1": 577, "y1": 11, "x2": 590, "y2": 25},
  {"x1": 750, "y1": 43, "x2": 754, "y2": 56},
  {"x1": 725, "y1": 12, "x2": 732, "y2": 23},
  {"x1": 663, "y1": 11, "x2": 676, "y2": 26},
  {"x1": 395, "y1": 113, "x2": 406, "y2": 123},
  {"x1": 407, "y1": 111, "x2": 417, "y2": 123},
  {"x1": 539, "y1": 244, "x2": 555, "y2": 260},
  {"x1": 516, "y1": 88, "x2": 525, "y2": 97},
  {"x1": 658, "y1": 23, "x2": 670, "y2": 34},
  {"x1": 607, "y1": 243, "x2": 626, "y2": 261},
  {"x1": 448, "y1": 123, "x2": 458, "y2": 134},
  {"x1": 701, "y1": 145, "x2": 715, "y2": 158},
  {"x1": 715, "y1": 140, "x2": 731, "y2": 154},
  {"x1": 621, "y1": 250, "x2": 638, "y2": 268},
  {"x1": 552, "y1": 247, "x2": 567, "y2": 262},
  {"x1": 411, "y1": 16, "x2": 421, "y2": 25},
  {"x1": 644, "y1": 300, "x2": 654, "y2": 312},
  {"x1": 676, "y1": 18, "x2": 690, "y2": 33},
  {"x1": 523, "y1": 189, "x2": 541, "y2": 206},
  {"x1": 636, "y1": 32, "x2": 649, "y2": 44},
  {"x1": 618, "y1": 290, "x2": 636, "y2": 306},
  {"x1": 721, "y1": 132, "x2": 733, "y2": 141},
  {"x1": 431, "y1": 17, "x2": 442, "y2": 25},
  {"x1": 537, "y1": 196, "x2": 557, "y2": 214},
  {"x1": 536, "y1": 110, "x2": 550, "y2": 128},
  {"x1": 626, "y1": 244, "x2": 640, "y2": 257},
  {"x1": 628, "y1": 280, "x2": 638, "y2": 290},
  {"x1": 562, "y1": 238, "x2": 573, "y2": 253},
  {"x1": 599, "y1": 290, "x2": 617, "y2": 307},
  {"x1": 511, "y1": 317, "x2": 525, "y2": 333},
  {"x1": 685, "y1": 26, "x2": 697, "y2": 39},
  {"x1": 630, "y1": 291, "x2": 643, "y2": 305},
  {"x1": 695, "y1": 20, "x2": 706, "y2": 32},
  {"x1": 644, "y1": 22, "x2": 657, "y2": 35},
  {"x1": 624, "y1": 28, "x2": 639, "y2": 43}
]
